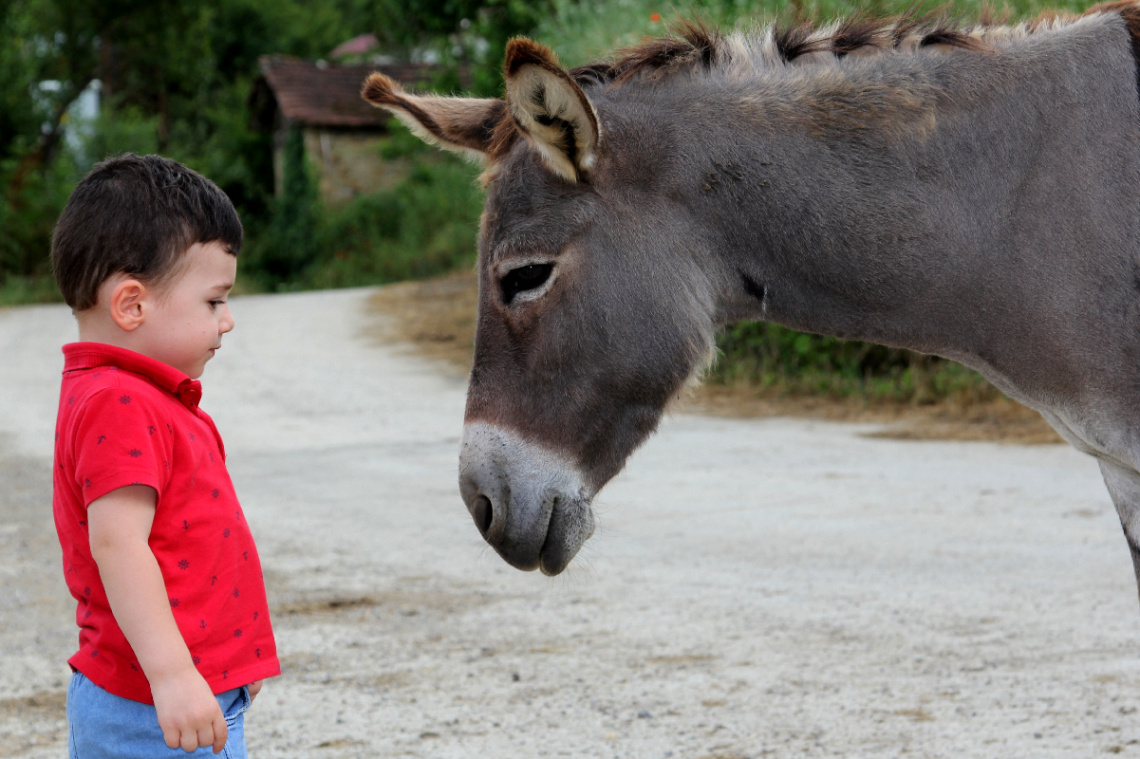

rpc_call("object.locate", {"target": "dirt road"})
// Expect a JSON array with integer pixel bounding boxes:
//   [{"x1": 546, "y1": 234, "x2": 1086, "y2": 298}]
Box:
[{"x1": 2, "y1": 288, "x2": 1138, "y2": 758}]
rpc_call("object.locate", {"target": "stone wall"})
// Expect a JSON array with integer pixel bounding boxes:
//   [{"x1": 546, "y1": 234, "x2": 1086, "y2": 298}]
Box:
[{"x1": 272, "y1": 128, "x2": 412, "y2": 205}]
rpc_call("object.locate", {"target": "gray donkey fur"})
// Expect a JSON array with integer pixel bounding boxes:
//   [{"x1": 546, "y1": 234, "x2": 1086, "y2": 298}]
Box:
[{"x1": 363, "y1": 6, "x2": 1140, "y2": 587}]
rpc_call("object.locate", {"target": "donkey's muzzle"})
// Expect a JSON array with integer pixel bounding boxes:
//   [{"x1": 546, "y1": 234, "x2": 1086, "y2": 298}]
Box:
[{"x1": 459, "y1": 422, "x2": 595, "y2": 575}]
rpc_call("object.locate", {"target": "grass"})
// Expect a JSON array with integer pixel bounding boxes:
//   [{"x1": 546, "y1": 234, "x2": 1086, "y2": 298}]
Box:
[{"x1": 708, "y1": 321, "x2": 1004, "y2": 405}]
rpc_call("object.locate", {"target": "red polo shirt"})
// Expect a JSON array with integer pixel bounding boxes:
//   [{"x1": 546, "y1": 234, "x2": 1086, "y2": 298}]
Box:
[{"x1": 53, "y1": 343, "x2": 279, "y2": 703}]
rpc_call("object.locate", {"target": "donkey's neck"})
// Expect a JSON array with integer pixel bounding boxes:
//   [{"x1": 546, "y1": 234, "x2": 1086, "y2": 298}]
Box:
[{"x1": 655, "y1": 13, "x2": 1140, "y2": 395}]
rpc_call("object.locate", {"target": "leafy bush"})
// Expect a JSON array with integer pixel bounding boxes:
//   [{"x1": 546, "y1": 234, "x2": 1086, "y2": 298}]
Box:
[
  {"x1": 0, "y1": 153, "x2": 80, "y2": 304},
  {"x1": 710, "y1": 321, "x2": 1000, "y2": 403},
  {"x1": 301, "y1": 160, "x2": 482, "y2": 288},
  {"x1": 239, "y1": 123, "x2": 482, "y2": 292}
]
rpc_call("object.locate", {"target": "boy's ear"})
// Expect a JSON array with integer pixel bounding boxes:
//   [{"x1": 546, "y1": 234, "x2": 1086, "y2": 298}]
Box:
[{"x1": 108, "y1": 279, "x2": 148, "y2": 332}]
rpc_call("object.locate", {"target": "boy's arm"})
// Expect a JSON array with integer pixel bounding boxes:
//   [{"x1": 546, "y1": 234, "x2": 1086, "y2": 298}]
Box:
[{"x1": 88, "y1": 485, "x2": 228, "y2": 755}]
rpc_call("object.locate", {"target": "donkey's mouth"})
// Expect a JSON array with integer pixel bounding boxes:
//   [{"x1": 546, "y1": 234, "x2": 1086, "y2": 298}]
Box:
[
  {"x1": 484, "y1": 495, "x2": 595, "y2": 575},
  {"x1": 537, "y1": 498, "x2": 595, "y2": 576}
]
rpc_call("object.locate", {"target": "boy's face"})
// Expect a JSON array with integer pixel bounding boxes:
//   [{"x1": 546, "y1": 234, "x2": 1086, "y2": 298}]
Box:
[{"x1": 138, "y1": 241, "x2": 237, "y2": 379}]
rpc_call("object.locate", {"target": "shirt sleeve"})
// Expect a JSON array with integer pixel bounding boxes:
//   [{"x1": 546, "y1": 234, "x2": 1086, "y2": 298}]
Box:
[{"x1": 72, "y1": 386, "x2": 175, "y2": 507}]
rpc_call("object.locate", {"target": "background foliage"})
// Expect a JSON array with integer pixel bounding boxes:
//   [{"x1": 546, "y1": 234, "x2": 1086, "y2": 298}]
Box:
[
  {"x1": 0, "y1": 0, "x2": 1100, "y2": 402},
  {"x1": 0, "y1": 0, "x2": 532, "y2": 299}
]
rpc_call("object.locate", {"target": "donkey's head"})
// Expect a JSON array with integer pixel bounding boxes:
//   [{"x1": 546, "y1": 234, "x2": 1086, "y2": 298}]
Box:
[{"x1": 363, "y1": 39, "x2": 719, "y2": 574}]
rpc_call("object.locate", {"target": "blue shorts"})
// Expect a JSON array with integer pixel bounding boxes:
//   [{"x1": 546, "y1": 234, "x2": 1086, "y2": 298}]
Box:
[{"x1": 67, "y1": 671, "x2": 251, "y2": 759}]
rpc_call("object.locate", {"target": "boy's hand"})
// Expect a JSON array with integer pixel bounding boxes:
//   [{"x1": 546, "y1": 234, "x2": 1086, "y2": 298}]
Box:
[
  {"x1": 88, "y1": 486, "x2": 229, "y2": 754},
  {"x1": 249, "y1": 679, "x2": 264, "y2": 702},
  {"x1": 151, "y1": 666, "x2": 228, "y2": 753}
]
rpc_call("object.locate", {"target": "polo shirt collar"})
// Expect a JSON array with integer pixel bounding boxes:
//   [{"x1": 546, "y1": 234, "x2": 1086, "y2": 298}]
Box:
[{"x1": 62, "y1": 343, "x2": 203, "y2": 409}]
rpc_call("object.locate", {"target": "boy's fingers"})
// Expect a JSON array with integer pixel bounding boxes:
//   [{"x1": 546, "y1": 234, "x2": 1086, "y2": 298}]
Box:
[
  {"x1": 161, "y1": 726, "x2": 181, "y2": 750},
  {"x1": 211, "y1": 713, "x2": 229, "y2": 754},
  {"x1": 183, "y1": 723, "x2": 211, "y2": 754},
  {"x1": 180, "y1": 728, "x2": 201, "y2": 752}
]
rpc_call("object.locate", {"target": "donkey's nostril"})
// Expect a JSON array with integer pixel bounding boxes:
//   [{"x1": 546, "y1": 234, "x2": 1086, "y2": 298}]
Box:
[{"x1": 472, "y1": 495, "x2": 493, "y2": 536}]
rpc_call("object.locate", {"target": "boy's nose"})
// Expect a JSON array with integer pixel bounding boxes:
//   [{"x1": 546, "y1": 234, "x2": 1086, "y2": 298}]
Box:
[{"x1": 220, "y1": 305, "x2": 235, "y2": 333}]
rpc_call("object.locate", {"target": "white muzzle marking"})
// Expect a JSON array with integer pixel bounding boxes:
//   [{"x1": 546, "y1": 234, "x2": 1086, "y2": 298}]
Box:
[{"x1": 458, "y1": 421, "x2": 595, "y2": 574}]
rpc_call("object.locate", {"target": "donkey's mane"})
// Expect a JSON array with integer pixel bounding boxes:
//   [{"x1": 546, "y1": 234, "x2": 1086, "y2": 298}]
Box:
[
  {"x1": 464, "y1": 2, "x2": 1140, "y2": 170},
  {"x1": 567, "y1": 3, "x2": 1140, "y2": 88}
]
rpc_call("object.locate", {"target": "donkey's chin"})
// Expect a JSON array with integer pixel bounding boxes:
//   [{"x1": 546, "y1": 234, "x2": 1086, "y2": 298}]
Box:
[
  {"x1": 484, "y1": 494, "x2": 595, "y2": 574},
  {"x1": 538, "y1": 498, "x2": 595, "y2": 575}
]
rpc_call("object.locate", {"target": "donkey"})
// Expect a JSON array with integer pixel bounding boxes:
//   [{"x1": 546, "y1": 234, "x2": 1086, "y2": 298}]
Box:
[{"x1": 363, "y1": 4, "x2": 1140, "y2": 590}]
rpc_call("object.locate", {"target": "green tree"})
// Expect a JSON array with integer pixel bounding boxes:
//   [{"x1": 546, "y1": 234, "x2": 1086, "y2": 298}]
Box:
[
  {"x1": 338, "y1": 0, "x2": 553, "y2": 95},
  {"x1": 0, "y1": 0, "x2": 548, "y2": 301},
  {"x1": 243, "y1": 124, "x2": 320, "y2": 286}
]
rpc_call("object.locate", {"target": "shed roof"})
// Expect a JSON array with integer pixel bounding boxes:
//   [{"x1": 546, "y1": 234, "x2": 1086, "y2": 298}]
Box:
[
  {"x1": 255, "y1": 55, "x2": 442, "y2": 129},
  {"x1": 330, "y1": 33, "x2": 380, "y2": 60}
]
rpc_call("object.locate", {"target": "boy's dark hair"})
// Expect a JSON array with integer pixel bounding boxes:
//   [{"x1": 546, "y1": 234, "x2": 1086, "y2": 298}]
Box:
[{"x1": 51, "y1": 153, "x2": 243, "y2": 311}]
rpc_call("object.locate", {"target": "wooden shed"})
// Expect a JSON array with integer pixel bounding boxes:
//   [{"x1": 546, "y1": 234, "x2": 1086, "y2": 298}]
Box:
[{"x1": 250, "y1": 55, "x2": 443, "y2": 204}]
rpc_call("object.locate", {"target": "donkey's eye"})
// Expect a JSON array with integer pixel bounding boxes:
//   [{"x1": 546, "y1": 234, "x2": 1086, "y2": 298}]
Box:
[{"x1": 501, "y1": 263, "x2": 554, "y2": 305}]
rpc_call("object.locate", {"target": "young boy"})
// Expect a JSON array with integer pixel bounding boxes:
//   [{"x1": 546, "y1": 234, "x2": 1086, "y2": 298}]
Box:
[{"x1": 50, "y1": 153, "x2": 280, "y2": 757}]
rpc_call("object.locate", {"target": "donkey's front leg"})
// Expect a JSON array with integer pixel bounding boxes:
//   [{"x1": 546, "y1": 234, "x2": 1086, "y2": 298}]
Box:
[{"x1": 1099, "y1": 460, "x2": 1140, "y2": 607}]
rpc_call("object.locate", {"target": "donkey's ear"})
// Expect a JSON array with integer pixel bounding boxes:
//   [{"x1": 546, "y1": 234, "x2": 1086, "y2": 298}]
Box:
[
  {"x1": 504, "y1": 38, "x2": 601, "y2": 183},
  {"x1": 361, "y1": 73, "x2": 508, "y2": 163}
]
